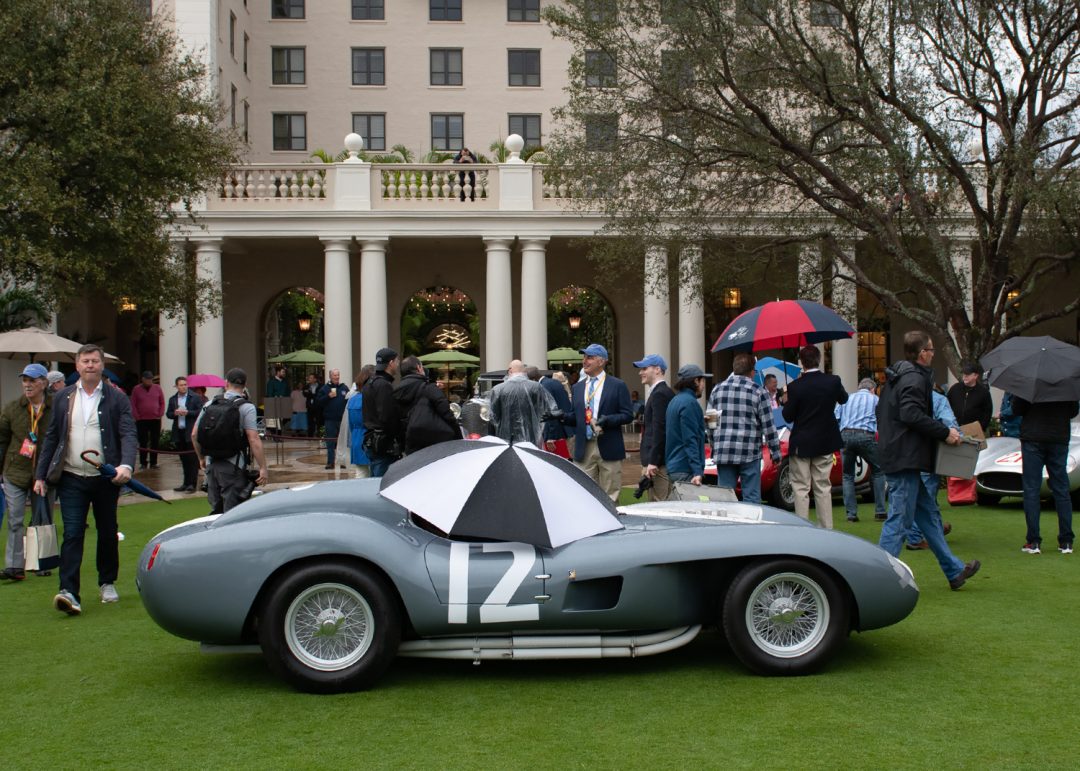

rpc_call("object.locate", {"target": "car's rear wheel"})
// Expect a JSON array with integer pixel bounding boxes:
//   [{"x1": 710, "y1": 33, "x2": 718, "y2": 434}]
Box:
[
  {"x1": 769, "y1": 458, "x2": 796, "y2": 510},
  {"x1": 259, "y1": 561, "x2": 400, "y2": 693},
  {"x1": 722, "y1": 559, "x2": 849, "y2": 675}
]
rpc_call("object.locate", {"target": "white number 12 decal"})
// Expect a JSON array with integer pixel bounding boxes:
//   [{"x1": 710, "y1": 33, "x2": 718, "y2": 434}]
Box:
[{"x1": 447, "y1": 542, "x2": 541, "y2": 624}]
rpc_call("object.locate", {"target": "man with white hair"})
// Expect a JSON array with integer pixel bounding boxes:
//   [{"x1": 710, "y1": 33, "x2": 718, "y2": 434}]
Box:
[
  {"x1": 490, "y1": 360, "x2": 556, "y2": 446},
  {"x1": 836, "y1": 377, "x2": 887, "y2": 523}
]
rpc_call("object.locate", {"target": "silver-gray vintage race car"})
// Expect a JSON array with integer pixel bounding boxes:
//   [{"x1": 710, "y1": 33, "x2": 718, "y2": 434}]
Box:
[
  {"x1": 137, "y1": 480, "x2": 918, "y2": 693},
  {"x1": 974, "y1": 418, "x2": 1080, "y2": 506}
]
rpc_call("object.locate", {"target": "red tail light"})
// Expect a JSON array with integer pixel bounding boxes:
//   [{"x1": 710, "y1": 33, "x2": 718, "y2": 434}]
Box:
[{"x1": 147, "y1": 543, "x2": 161, "y2": 571}]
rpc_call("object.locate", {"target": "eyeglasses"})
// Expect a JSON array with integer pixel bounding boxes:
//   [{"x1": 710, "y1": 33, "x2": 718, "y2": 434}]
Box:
[{"x1": 923, "y1": 347, "x2": 935, "y2": 352}]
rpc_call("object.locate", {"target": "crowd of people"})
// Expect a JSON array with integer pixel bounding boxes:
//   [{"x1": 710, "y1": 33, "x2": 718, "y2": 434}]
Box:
[{"x1": 1, "y1": 330, "x2": 1075, "y2": 614}]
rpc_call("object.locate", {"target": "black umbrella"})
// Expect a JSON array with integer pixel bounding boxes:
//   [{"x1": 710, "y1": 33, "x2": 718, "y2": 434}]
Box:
[
  {"x1": 979, "y1": 336, "x2": 1080, "y2": 402},
  {"x1": 80, "y1": 450, "x2": 170, "y2": 504},
  {"x1": 378, "y1": 437, "x2": 622, "y2": 548}
]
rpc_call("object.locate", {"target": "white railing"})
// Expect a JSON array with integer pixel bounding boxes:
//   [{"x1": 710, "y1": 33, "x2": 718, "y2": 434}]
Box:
[
  {"x1": 218, "y1": 164, "x2": 332, "y2": 201},
  {"x1": 378, "y1": 164, "x2": 492, "y2": 203}
]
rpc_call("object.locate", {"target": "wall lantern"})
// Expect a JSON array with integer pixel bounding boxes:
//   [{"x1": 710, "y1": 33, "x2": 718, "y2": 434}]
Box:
[
  {"x1": 297, "y1": 311, "x2": 313, "y2": 332},
  {"x1": 119, "y1": 297, "x2": 137, "y2": 312},
  {"x1": 568, "y1": 309, "x2": 583, "y2": 330},
  {"x1": 722, "y1": 287, "x2": 742, "y2": 309}
]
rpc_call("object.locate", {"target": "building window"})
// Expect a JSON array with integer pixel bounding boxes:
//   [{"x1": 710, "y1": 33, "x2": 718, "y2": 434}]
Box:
[
  {"x1": 243, "y1": 102, "x2": 249, "y2": 143},
  {"x1": 430, "y1": 49, "x2": 463, "y2": 86},
  {"x1": 737, "y1": 0, "x2": 770, "y2": 25},
  {"x1": 584, "y1": 0, "x2": 617, "y2": 24},
  {"x1": 857, "y1": 331, "x2": 888, "y2": 382},
  {"x1": 352, "y1": 0, "x2": 385, "y2": 19},
  {"x1": 272, "y1": 47, "x2": 305, "y2": 85},
  {"x1": 243, "y1": 33, "x2": 249, "y2": 75},
  {"x1": 508, "y1": 0, "x2": 539, "y2": 22},
  {"x1": 509, "y1": 114, "x2": 541, "y2": 149},
  {"x1": 352, "y1": 114, "x2": 386, "y2": 151},
  {"x1": 430, "y1": 0, "x2": 462, "y2": 21},
  {"x1": 229, "y1": 12, "x2": 236, "y2": 57},
  {"x1": 273, "y1": 113, "x2": 306, "y2": 151},
  {"x1": 431, "y1": 113, "x2": 464, "y2": 151},
  {"x1": 508, "y1": 49, "x2": 540, "y2": 87},
  {"x1": 809, "y1": 1, "x2": 842, "y2": 27},
  {"x1": 585, "y1": 114, "x2": 617, "y2": 151},
  {"x1": 352, "y1": 48, "x2": 386, "y2": 85},
  {"x1": 272, "y1": 0, "x2": 305, "y2": 19},
  {"x1": 584, "y1": 50, "x2": 616, "y2": 88},
  {"x1": 661, "y1": 50, "x2": 694, "y2": 90},
  {"x1": 230, "y1": 84, "x2": 237, "y2": 127}
]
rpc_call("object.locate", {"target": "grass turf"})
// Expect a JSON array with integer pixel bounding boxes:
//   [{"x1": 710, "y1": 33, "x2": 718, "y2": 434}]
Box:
[{"x1": 1, "y1": 493, "x2": 1076, "y2": 769}]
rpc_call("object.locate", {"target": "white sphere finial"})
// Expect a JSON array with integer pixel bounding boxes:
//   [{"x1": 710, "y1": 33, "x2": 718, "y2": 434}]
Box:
[
  {"x1": 344, "y1": 133, "x2": 365, "y2": 162},
  {"x1": 505, "y1": 133, "x2": 525, "y2": 164}
]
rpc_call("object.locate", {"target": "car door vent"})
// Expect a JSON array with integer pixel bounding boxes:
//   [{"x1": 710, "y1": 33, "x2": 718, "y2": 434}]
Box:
[{"x1": 564, "y1": 576, "x2": 623, "y2": 611}]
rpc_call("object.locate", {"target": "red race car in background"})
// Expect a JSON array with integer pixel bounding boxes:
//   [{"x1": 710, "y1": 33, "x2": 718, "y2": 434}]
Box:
[{"x1": 703, "y1": 426, "x2": 873, "y2": 510}]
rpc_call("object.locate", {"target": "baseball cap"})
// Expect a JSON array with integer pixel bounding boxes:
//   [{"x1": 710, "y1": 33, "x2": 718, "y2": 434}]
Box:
[
  {"x1": 141, "y1": 370, "x2": 154, "y2": 379},
  {"x1": 676, "y1": 363, "x2": 711, "y2": 380},
  {"x1": 375, "y1": 347, "x2": 398, "y2": 371},
  {"x1": 579, "y1": 343, "x2": 609, "y2": 359},
  {"x1": 47, "y1": 370, "x2": 65, "y2": 385},
  {"x1": 633, "y1": 354, "x2": 667, "y2": 372},
  {"x1": 20, "y1": 363, "x2": 48, "y2": 380},
  {"x1": 225, "y1": 367, "x2": 247, "y2": 385}
]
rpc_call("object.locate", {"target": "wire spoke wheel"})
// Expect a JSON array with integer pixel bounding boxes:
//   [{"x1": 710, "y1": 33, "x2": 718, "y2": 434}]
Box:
[
  {"x1": 745, "y1": 572, "x2": 829, "y2": 658},
  {"x1": 284, "y1": 582, "x2": 374, "y2": 671}
]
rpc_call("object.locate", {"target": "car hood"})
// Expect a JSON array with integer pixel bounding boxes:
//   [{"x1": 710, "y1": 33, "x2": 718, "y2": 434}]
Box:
[{"x1": 211, "y1": 478, "x2": 406, "y2": 528}]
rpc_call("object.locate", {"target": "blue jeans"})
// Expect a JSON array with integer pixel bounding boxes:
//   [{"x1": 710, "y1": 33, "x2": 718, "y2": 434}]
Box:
[
  {"x1": 57, "y1": 472, "x2": 121, "y2": 603},
  {"x1": 841, "y1": 430, "x2": 886, "y2": 518},
  {"x1": 369, "y1": 456, "x2": 394, "y2": 478},
  {"x1": 324, "y1": 419, "x2": 341, "y2": 466},
  {"x1": 880, "y1": 471, "x2": 965, "y2": 581},
  {"x1": 1021, "y1": 440, "x2": 1074, "y2": 547},
  {"x1": 715, "y1": 460, "x2": 762, "y2": 503},
  {"x1": 907, "y1": 473, "x2": 943, "y2": 545}
]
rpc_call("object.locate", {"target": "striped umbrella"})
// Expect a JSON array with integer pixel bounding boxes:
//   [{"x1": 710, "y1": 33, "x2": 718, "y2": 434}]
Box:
[{"x1": 711, "y1": 299, "x2": 855, "y2": 352}]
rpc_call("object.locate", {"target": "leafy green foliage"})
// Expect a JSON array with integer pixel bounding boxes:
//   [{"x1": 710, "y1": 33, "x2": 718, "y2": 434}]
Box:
[
  {"x1": 0, "y1": 287, "x2": 51, "y2": 332},
  {"x1": 0, "y1": 0, "x2": 239, "y2": 320},
  {"x1": 544, "y1": 0, "x2": 1080, "y2": 365}
]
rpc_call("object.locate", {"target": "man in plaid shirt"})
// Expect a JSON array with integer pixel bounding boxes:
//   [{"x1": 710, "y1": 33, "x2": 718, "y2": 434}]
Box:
[{"x1": 708, "y1": 352, "x2": 781, "y2": 503}]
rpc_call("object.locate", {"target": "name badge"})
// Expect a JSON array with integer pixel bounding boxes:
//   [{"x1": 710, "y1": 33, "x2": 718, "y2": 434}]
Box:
[{"x1": 19, "y1": 437, "x2": 36, "y2": 458}]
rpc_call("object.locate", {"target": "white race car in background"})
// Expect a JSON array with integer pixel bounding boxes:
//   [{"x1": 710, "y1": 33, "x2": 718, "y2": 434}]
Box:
[{"x1": 974, "y1": 418, "x2": 1080, "y2": 506}]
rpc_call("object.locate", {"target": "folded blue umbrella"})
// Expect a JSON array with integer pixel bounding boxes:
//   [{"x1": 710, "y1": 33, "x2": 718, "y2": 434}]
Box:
[
  {"x1": 80, "y1": 450, "x2": 170, "y2": 504},
  {"x1": 753, "y1": 356, "x2": 801, "y2": 388}
]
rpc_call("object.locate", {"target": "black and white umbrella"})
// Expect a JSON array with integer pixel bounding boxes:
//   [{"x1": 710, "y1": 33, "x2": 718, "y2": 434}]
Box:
[{"x1": 378, "y1": 437, "x2": 623, "y2": 548}]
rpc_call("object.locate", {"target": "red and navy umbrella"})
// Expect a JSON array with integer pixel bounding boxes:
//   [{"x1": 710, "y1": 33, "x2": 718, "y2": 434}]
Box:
[{"x1": 711, "y1": 299, "x2": 855, "y2": 352}]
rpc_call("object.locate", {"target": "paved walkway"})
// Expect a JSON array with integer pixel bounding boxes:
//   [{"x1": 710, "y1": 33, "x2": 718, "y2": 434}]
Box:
[{"x1": 125, "y1": 432, "x2": 643, "y2": 506}]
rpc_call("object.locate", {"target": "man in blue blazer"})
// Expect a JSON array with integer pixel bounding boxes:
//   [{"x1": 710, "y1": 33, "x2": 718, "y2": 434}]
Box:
[
  {"x1": 166, "y1": 376, "x2": 205, "y2": 493},
  {"x1": 781, "y1": 345, "x2": 848, "y2": 528},
  {"x1": 562, "y1": 344, "x2": 634, "y2": 500}
]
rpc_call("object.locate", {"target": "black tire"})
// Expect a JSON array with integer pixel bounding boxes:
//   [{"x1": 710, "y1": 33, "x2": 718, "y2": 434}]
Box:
[
  {"x1": 258, "y1": 561, "x2": 401, "y2": 693},
  {"x1": 976, "y1": 492, "x2": 1002, "y2": 507},
  {"x1": 722, "y1": 559, "x2": 850, "y2": 676},
  {"x1": 769, "y1": 458, "x2": 796, "y2": 511}
]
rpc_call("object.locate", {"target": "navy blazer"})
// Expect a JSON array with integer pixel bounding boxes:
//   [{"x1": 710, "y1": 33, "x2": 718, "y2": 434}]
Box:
[
  {"x1": 540, "y1": 376, "x2": 572, "y2": 441},
  {"x1": 35, "y1": 383, "x2": 138, "y2": 484},
  {"x1": 166, "y1": 391, "x2": 205, "y2": 443},
  {"x1": 782, "y1": 371, "x2": 848, "y2": 458},
  {"x1": 564, "y1": 373, "x2": 634, "y2": 462}
]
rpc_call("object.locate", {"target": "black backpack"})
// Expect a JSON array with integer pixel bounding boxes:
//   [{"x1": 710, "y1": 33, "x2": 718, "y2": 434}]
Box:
[{"x1": 198, "y1": 395, "x2": 249, "y2": 458}]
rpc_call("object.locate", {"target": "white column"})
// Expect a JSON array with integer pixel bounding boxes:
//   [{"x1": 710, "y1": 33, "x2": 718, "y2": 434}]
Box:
[
  {"x1": 948, "y1": 239, "x2": 974, "y2": 383},
  {"x1": 519, "y1": 238, "x2": 549, "y2": 369},
  {"x1": 159, "y1": 311, "x2": 189, "y2": 395},
  {"x1": 678, "y1": 244, "x2": 705, "y2": 371},
  {"x1": 832, "y1": 245, "x2": 859, "y2": 391},
  {"x1": 359, "y1": 238, "x2": 389, "y2": 365},
  {"x1": 798, "y1": 243, "x2": 825, "y2": 358},
  {"x1": 194, "y1": 239, "x2": 225, "y2": 377},
  {"x1": 484, "y1": 238, "x2": 514, "y2": 370},
  {"x1": 322, "y1": 238, "x2": 354, "y2": 380},
  {"x1": 643, "y1": 246, "x2": 671, "y2": 392}
]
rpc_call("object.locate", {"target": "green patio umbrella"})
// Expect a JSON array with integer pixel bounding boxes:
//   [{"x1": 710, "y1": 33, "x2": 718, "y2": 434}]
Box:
[
  {"x1": 267, "y1": 349, "x2": 325, "y2": 365},
  {"x1": 418, "y1": 350, "x2": 481, "y2": 366},
  {"x1": 546, "y1": 346, "x2": 582, "y2": 363}
]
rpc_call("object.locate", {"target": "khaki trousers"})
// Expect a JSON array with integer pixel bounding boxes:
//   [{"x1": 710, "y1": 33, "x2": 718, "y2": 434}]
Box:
[
  {"x1": 577, "y1": 439, "x2": 623, "y2": 501},
  {"x1": 642, "y1": 465, "x2": 671, "y2": 502},
  {"x1": 789, "y1": 454, "x2": 835, "y2": 529}
]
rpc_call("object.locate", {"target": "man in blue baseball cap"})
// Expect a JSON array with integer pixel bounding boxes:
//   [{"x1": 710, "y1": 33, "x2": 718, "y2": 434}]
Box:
[
  {"x1": 561, "y1": 343, "x2": 634, "y2": 500},
  {"x1": 0, "y1": 363, "x2": 54, "y2": 581},
  {"x1": 633, "y1": 353, "x2": 673, "y2": 501}
]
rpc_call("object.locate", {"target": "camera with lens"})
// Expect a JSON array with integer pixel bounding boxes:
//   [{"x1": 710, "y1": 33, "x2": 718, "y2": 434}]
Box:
[{"x1": 633, "y1": 475, "x2": 654, "y2": 499}]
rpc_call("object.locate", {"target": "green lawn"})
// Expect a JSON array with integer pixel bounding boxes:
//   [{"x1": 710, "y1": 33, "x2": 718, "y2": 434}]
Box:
[{"x1": 2, "y1": 494, "x2": 1075, "y2": 769}]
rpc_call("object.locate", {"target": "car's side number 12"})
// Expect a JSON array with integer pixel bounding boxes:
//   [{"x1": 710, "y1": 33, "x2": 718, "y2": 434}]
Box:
[{"x1": 447, "y1": 542, "x2": 541, "y2": 624}]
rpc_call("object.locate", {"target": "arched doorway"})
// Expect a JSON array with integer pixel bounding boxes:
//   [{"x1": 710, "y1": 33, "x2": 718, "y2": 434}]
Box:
[
  {"x1": 263, "y1": 287, "x2": 325, "y2": 390},
  {"x1": 547, "y1": 285, "x2": 616, "y2": 379},
  {"x1": 400, "y1": 285, "x2": 479, "y2": 400}
]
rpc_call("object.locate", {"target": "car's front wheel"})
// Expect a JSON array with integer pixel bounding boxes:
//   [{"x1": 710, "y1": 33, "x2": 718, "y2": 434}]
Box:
[
  {"x1": 769, "y1": 458, "x2": 796, "y2": 511},
  {"x1": 722, "y1": 559, "x2": 849, "y2": 675},
  {"x1": 259, "y1": 561, "x2": 401, "y2": 693}
]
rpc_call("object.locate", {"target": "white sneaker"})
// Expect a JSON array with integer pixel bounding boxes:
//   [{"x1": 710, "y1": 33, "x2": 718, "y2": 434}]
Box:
[
  {"x1": 54, "y1": 590, "x2": 82, "y2": 616},
  {"x1": 100, "y1": 583, "x2": 120, "y2": 603}
]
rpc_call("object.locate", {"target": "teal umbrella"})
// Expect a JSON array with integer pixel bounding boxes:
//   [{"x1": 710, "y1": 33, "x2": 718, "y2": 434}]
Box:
[
  {"x1": 418, "y1": 350, "x2": 480, "y2": 366},
  {"x1": 546, "y1": 346, "x2": 582, "y2": 363},
  {"x1": 267, "y1": 349, "x2": 325, "y2": 365}
]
